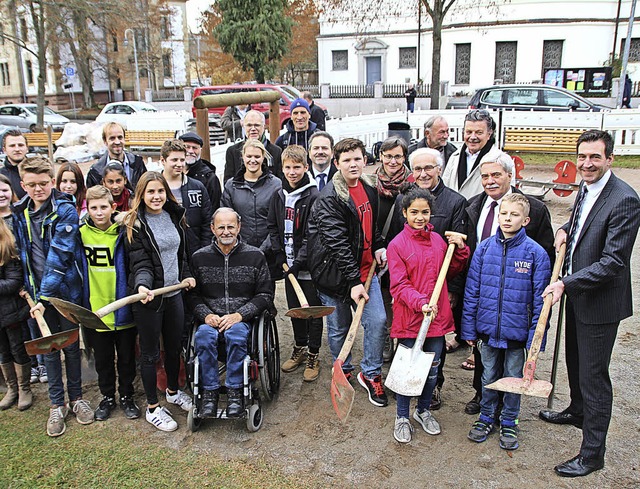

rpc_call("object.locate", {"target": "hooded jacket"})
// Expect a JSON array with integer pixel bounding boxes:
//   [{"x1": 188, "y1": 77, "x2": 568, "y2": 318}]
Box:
[
  {"x1": 177, "y1": 174, "x2": 213, "y2": 259},
  {"x1": 86, "y1": 151, "x2": 147, "y2": 190},
  {"x1": 275, "y1": 119, "x2": 318, "y2": 153},
  {"x1": 186, "y1": 158, "x2": 221, "y2": 211}
]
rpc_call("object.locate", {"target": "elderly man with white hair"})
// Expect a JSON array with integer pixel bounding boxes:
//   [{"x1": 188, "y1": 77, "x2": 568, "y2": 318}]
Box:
[{"x1": 408, "y1": 116, "x2": 458, "y2": 167}]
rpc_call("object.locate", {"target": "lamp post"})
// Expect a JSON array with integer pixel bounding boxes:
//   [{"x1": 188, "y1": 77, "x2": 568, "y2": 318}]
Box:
[{"x1": 123, "y1": 28, "x2": 141, "y2": 101}]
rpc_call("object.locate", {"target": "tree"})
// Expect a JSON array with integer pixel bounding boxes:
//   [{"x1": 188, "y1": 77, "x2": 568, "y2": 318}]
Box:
[
  {"x1": 214, "y1": 0, "x2": 293, "y2": 83},
  {"x1": 277, "y1": 0, "x2": 319, "y2": 85}
]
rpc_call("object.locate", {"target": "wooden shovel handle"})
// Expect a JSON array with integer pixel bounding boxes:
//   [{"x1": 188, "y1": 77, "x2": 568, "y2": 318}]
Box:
[
  {"x1": 20, "y1": 290, "x2": 52, "y2": 337},
  {"x1": 95, "y1": 281, "x2": 191, "y2": 317},
  {"x1": 283, "y1": 263, "x2": 309, "y2": 307},
  {"x1": 527, "y1": 243, "x2": 566, "y2": 362},
  {"x1": 337, "y1": 263, "x2": 377, "y2": 362}
]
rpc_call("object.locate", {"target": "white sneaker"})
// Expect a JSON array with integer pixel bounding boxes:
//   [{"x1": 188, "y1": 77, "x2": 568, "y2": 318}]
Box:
[
  {"x1": 165, "y1": 389, "x2": 192, "y2": 411},
  {"x1": 393, "y1": 416, "x2": 413, "y2": 443},
  {"x1": 413, "y1": 409, "x2": 441, "y2": 435},
  {"x1": 37, "y1": 365, "x2": 48, "y2": 383},
  {"x1": 145, "y1": 406, "x2": 178, "y2": 432}
]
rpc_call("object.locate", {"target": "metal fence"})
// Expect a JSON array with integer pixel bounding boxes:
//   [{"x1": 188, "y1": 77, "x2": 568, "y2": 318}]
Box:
[
  {"x1": 298, "y1": 84, "x2": 320, "y2": 97},
  {"x1": 151, "y1": 89, "x2": 184, "y2": 101},
  {"x1": 383, "y1": 83, "x2": 431, "y2": 98},
  {"x1": 329, "y1": 85, "x2": 375, "y2": 98}
]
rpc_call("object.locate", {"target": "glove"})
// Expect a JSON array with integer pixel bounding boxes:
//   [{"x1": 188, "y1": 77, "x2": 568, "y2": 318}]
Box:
[{"x1": 285, "y1": 263, "x2": 301, "y2": 278}]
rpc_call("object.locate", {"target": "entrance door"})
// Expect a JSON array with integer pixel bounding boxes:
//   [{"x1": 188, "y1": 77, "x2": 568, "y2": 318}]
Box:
[{"x1": 366, "y1": 56, "x2": 382, "y2": 85}]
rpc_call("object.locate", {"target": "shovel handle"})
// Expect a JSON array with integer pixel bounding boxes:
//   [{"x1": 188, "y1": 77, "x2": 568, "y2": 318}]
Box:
[
  {"x1": 526, "y1": 243, "x2": 566, "y2": 363},
  {"x1": 20, "y1": 290, "x2": 53, "y2": 337},
  {"x1": 337, "y1": 263, "x2": 377, "y2": 363},
  {"x1": 95, "y1": 281, "x2": 192, "y2": 317},
  {"x1": 283, "y1": 264, "x2": 309, "y2": 307}
]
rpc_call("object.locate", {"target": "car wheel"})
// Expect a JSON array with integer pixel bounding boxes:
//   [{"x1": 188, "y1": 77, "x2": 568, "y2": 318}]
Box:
[{"x1": 29, "y1": 124, "x2": 36, "y2": 132}]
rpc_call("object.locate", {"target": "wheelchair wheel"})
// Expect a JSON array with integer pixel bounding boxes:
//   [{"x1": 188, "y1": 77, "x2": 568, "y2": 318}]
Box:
[
  {"x1": 187, "y1": 406, "x2": 201, "y2": 433},
  {"x1": 258, "y1": 312, "x2": 280, "y2": 401},
  {"x1": 246, "y1": 403, "x2": 263, "y2": 432}
]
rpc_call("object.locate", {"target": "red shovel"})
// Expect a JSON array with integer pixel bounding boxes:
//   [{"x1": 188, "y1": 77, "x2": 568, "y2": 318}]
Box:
[{"x1": 21, "y1": 291, "x2": 79, "y2": 356}]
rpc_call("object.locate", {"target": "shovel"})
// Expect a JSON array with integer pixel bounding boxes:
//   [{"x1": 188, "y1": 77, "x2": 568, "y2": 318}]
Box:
[
  {"x1": 283, "y1": 264, "x2": 335, "y2": 319},
  {"x1": 330, "y1": 263, "x2": 377, "y2": 422},
  {"x1": 20, "y1": 291, "x2": 79, "y2": 356},
  {"x1": 385, "y1": 231, "x2": 467, "y2": 397},
  {"x1": 49, "y1": 280, "x2": 192, "y2": 330},
  {"x1": 485, "y1": 243, "x2": 566, "y2": 398}
]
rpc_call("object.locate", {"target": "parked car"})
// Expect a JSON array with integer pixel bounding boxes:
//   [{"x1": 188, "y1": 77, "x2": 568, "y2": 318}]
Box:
[
  {"x1": 96, "y1": 101, "x2": 158, "y2": 127},
  {"x1": 0, "y1": 104, "x2": 70, "y2": 132},
  {"x1": 468, "y1": 84, "x2": 610, "y2": 111}
]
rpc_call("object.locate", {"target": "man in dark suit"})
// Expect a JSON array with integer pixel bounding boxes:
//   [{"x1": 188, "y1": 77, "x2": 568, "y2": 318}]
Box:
[
  {"x1": 463, "y1": 153, "x2": 555, "y2": 415},
  {"x1": 307, "y1": 131, "x2": 336, "y2": 190},
  {"x1": 541, "y1": 130, "x2": 640, "y2": 478}
]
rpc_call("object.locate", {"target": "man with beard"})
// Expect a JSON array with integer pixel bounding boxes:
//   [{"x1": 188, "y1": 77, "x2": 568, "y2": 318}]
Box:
[
  {"x1": 408, "y1": 116, "x2": 458, "y2": 169},
  {"x1": 1, "y1": 129, "x2": 28, "y2": 198},
  {"x1": 178, "y1": 132, "x2": 221, "y2": 211}
]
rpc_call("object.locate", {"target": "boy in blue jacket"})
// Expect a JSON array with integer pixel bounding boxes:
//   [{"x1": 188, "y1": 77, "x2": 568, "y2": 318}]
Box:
[{"x1": 461, "y1": 193, "x2": 551, "y2": 450}]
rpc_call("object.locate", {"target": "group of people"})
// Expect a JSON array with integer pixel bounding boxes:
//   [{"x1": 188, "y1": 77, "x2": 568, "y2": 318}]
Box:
[{"x1": 0, "y1": 99, "x2": 638, "y2": 479}]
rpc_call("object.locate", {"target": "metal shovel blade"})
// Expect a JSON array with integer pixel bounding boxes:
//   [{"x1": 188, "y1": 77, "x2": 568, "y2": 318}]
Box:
[
  {"x1": 485, "y1": 377, "x2": 553, "y2": 398},
  {"x1": 25, "y1": 329, "x2": 79, "y2": 355},
  {"x1": 49, "y1": 298, "x2": 108, "y2": 330},
  {"x1": 384, "y1": 344, "x2": 435, "y2": 397},
  {"x1": 330, "y1": 359, "x2": 355, "y2": 422},
  {"x1": 285, "y1": 305, "x2": 335, "y2": 319}
]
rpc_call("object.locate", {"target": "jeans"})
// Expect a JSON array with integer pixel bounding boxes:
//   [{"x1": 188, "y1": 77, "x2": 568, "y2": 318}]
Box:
[
  {"x1": 284, "y1": 278, "x2": 323, "y2": 353},
  {"x1": 318, "y1": 276, "x2": 386, "y2": 378},
  {"x1": 194, "y1": 322, "x2": 249, "y2": 390},
  {"x1": 26, "y1": 319, "x2": 45, "y2": 367},
  {"x1": 479, "y1": 340, "x2": 526, "y2": 426},
  {"x1": 0, "y1": 322, "x2": 30, "y2": 365},
  {"x1": 85, "y1": 327, "x2": 137, "y2": 399},
  {"x1": 396, "y1": 336, "x2": 444, "y2": 418},
  {"x1": 41, "y1": 305, "x2": 82, "y2": 406}
]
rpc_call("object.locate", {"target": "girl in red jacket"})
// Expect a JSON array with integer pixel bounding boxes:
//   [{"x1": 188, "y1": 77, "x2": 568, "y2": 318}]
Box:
[{"x1": 387, "y1": 185, "x2": 469, "y2": 443}]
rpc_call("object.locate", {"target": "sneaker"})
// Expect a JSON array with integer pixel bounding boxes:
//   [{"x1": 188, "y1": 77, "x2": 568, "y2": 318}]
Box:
[
  {"x1": 94, "y1": 397, "x2": 116, "y2": 421},
  {"x1": 30, "y1": 367, "x2": 39, "y2": 384},
  {"x1": 382, "y1": 334, "x2": 394, "y2": 362},
  {"x1": 413, "y1": 409, "x2": 441, "y2": 435},
  {"x1": 303, "y1": 352, "x2": 320, "y2": 382},
  {"x1": 357, "y1": 372, "x2": 388, "y2": 407},
  {"x1": 499, "y1": 424, "x2": 519, "y2": 450},
  {"x1": 281, "y1": 345, "x2": 307, "y2": 372},
  {"x1": 47, "y1": 405, "x2": 69, "y2": 437},
  {"x1": 429, "y1": 386, "x2": 442, "y2": 411},
  {"x1": 145, "y1": 406, "x2": 178, "y2": 432},
  {"x1": 120, "y1": 396, "x2": 141, "y2": 419},
  {"x1": 165, "y1": 389, "x2": 192, "y2": 412},
  {"x1": 71, "y1": 399, "x2": 95, "y2": 425},
  {"x1": 37, "y1": 365, "x2": 48, "y2": 383},
  {"x1": 393, "y1": 416, "x2": 413, "y2": 443},
  {"x1": 468, "y1": 419, "x2": 494, "y2": 443}
]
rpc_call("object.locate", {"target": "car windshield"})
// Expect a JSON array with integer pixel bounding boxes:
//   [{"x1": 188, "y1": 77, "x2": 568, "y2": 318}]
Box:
[
  {"x1": 24, "y1": 106, "x2": 56, "y2": 115},
  {"x1": 279, "y1": 85, "x2": 301, "y2": 99},
  {"x1": 130, "y1": 103, "x2": 157, "y2": 112}
]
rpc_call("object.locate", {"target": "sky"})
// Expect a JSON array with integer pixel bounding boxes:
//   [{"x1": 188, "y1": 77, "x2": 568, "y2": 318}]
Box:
[{"x1": 186, "y1": 0, "x2": 214, "y2": 32}]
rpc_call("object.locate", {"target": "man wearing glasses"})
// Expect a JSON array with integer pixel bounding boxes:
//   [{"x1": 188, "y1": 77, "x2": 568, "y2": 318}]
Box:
[{"x1": 408, "y1": 116, "x2": 458, "y2": 169}]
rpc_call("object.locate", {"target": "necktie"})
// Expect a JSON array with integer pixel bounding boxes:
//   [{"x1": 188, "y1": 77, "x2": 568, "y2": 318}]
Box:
[
  {"x1": 317, "y1": 173, "x2": 326, "y2": 191},
  {"x1": 563, "y1": 185, "x2": 588, "y2": 273},
  {"x1": 481, "y1": 200, "x2": 498, "y2": 241}
]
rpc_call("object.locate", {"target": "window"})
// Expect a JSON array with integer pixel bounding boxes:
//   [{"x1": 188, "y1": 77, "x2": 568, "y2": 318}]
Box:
[
  {"x1": 399, "y1": 47, "x2": 416, "y2": 69},
  {"x1": 544, "y1": 90, "x2": 586, "y2": 109},
  {"x1": 621, "y1": 38, "x2": 640, "y2": 62},
  {"x1": 494, "y1": 41, "x2": 517, "y2": 84},
  {"x1": 542, "y1": 40, "x2": 563, "y2": 74},
  {"x1": 481, "y1": 89, "x2": 504, "y2": 105},
  {"x1": 20, "y1": 18, "x2": 28, "y2": 42},
  {"x1": 332, "y1": 50, "x2": 348, "y2": 71},
  {"x1": 160, "y1": 17, "x2": 172, "y2": 40},
  {"x1": 112, "y1": 32, "x2": 118, "y2": 52},
  {"x1": 506, "y1": 89, "x2": 539, "y2": 106},
  {"x1": 25, "y1": 60, "x2": 33, "y2": 85},
  {"x1": 455, "y1": 43, "x2": 471, "y2": 84},
  {"x1": 162, "y1": 51, "x2": 172, "y2": 78},
  {"x1": 0, "y1": 63, "x2": 9, "y2": 86}
]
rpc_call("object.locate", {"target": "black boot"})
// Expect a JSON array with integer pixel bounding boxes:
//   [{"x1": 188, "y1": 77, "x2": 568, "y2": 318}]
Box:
[
  {"x1": 226, "y1": 388, "x2": 243, "y2": 418},
  {"x1": 200, "y1": 389, "x2": 219, "y2": 418}
]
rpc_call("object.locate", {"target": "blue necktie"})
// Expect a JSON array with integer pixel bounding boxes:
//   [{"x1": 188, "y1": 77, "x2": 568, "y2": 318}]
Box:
[{"x1": 317, "y1": 173, "x2": 326, "y2": 191}]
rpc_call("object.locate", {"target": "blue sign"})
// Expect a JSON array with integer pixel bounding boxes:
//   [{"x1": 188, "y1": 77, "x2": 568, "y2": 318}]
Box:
[{"x1": 65, "y1": 67, "x2": 75, "y2": 77}]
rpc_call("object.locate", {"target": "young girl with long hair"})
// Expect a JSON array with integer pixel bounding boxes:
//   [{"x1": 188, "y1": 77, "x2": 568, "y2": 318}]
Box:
[
  {"x1": 102, "y1": 161, "x2": 132, "y2": 212},
  {"x1": 56, "y1": 162, "x2": 87, "y2": 218},
  {"x1": 122, "y1": 172, "x2": 195, "y2": 431}
]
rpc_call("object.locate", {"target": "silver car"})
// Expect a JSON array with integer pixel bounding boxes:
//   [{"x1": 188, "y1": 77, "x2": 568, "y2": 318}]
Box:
[{"x1": 0, "y1": 104, "x2": 70, "y2": 132}]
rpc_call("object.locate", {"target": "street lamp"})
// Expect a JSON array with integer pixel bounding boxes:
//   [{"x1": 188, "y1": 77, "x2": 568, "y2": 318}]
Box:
[{"x1": 123, "y1": 28, "x2": 141, "y2": 101}]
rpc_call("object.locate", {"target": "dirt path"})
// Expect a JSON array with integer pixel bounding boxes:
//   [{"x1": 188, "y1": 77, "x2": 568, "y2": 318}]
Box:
[{"x1": 75, "y1": 165, "x2": 640, "y2": 488}]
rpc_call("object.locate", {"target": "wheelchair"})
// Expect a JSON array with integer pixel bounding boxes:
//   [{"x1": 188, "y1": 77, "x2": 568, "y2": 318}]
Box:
[{"x1": 184, "y1": 310, "x2": 280, "y2": 432}]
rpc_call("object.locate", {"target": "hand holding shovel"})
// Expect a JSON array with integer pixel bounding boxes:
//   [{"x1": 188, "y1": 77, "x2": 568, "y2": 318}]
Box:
[{"x1": 282, "y1": 264, "x2": 335, "y2": 319}]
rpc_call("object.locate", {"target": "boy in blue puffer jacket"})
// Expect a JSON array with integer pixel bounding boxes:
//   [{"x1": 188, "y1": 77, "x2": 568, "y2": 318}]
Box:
[{"x1": 461, "y1": 193, "x2": 551, "y2": 451}]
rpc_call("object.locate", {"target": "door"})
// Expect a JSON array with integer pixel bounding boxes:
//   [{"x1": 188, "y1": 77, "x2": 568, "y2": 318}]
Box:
[{"x1": 366, "y1": 57, "x2": 382, "y2": 85}]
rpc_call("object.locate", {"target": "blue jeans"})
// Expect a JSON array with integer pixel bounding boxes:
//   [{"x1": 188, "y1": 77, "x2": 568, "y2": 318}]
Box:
[
  {"x1": 479, "y1": 340, "x2": 526, "y2": 426},
  {"x1": 194, "y1": 322, "x2": 249, "y2": 390},
  {"x1": 396, "y1": 336, "x2": 444, "y2": 418},
  {"x1": 41, "y1": 305, "x2": 82, "y2": 406},
  {"x1": 318, "y1": 276, "x2": 386, "y2": 378}
]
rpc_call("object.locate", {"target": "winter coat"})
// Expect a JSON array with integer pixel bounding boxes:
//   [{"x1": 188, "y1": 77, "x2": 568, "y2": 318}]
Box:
[
  {"x1": 307, "y1": 172, "x2": 385, "y2": 299},
  {"x1": 275, "y1": 119, "x2": 318, "y2": 153},
  {"x1": 86, "y1": 151, "x2": 147, "y2": 190},
  {"x1": 408, "y1": 139, "x2": 458, "y2": 169},
  {"x1": 125, "y1": 200, "x2": 192, "y2": 310},
  {"x1": 0, "y1": 258, "x2": 30, "y2": 328},
  {"x1": 388, "y1": 223, "x2": 469, "y2": 339},
  {"x1": 308, "y1": 102, "x2": 326, "y2": 131},
  {"x1": 12, "y1": 189, "x2": 83, "y2": 304},
  {"x1": 186, "y1": 158, "x2": 222, "y2": 212},
  {"x1": 178, "y1": 175, "x2": 213, "y2": 259},
  {"x1": 221, "y1": 106, "x2": 246, "y2": 142},
  {"x1": 224, "y1": 137, "x2": 283, "y2": 183},
  {"x1": 461, "y1": 227, "x2": 551, "y2": 349}
]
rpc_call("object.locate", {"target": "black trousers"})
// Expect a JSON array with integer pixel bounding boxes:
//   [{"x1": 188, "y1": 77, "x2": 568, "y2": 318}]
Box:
[
  {"x1": 565, "y1": 298, "x2": 619, "y2": 461},
  {"x1": 85, "y1": 326, "x2": 137, "y2": 399},
  {"x1": 0, "y1": 322, "x2": 30, "y2": 365},
  {"x1": 284, "y1": 277, "x2": 323, "y2": 353}
]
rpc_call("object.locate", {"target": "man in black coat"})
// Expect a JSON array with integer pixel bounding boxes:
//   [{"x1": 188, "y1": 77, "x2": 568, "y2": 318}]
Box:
[
  {"x1": 303, "y1": 92, "x2": 326, "y2": 131},
  {"x1": 0, "y1": 129, "x2": 28, "y2": 198},
  {"x1": 307, "y1": 131, "x2": 336, "y2": 189},
  {"x1": 541, "y1": 130, "x2": 640, "y2": 478},
  {"x1": 179, "y1": 131, "x2": 221, "y2": 212},
  {"x1": 408, "y1": 116, "x2": 457, "y2": 169}
]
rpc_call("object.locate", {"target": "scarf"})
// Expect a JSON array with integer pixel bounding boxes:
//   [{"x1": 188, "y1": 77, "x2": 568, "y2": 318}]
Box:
[
  {"x1": 114, "y1": 187, "x2": 131, "y2": 212},
  {"x1": 457, "y1": 136, "x2": 496, "y2": 190},
  {"x1": 281, "y1": 172, "x2": 311, "y2": 193},
  {"x1": 376, "y1": 164, "x2": 412, "y2": 199}
]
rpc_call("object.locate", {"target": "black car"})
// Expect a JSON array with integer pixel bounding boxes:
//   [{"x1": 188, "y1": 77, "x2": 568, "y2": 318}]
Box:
[{"x1": 468, "y1": 84, "x2": 609, "y2": 112}]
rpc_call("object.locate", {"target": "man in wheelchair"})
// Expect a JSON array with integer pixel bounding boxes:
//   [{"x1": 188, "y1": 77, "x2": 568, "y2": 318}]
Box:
[{"x1": 189, "y1": 207, "x2": 274, "y2": 417}]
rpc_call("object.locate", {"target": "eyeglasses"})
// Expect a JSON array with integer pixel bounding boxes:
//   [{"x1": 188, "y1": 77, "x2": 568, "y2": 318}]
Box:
[
  {"x1": 23, "y1": 181, "x2": 52, "y2": 189},
  {"x1": 413, "y1": 165, "x2": 438, "y2": 174},
  {"x1": 244, "y1": 124, "x2": 264, "y2": 129},
  {"x1": 382, "y1": 154, "x2": 405, "y2": 162}
]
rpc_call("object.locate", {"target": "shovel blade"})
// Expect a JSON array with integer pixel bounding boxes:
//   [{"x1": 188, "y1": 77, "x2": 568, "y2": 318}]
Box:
[
  {"x1": 25, "y1": 329, "x2": 79, "y2": 355},
  {"x1": 285, "y1": 305, "x2": 335, "y2": 320},
  {"x1": 49, "y1": 298, "x2": 108, "y2": 330},
  {"x1": 485, "y1": 377, "x2": 553, "y2": 398},
  {"x1": 330, "y1": 360, "x2": 355, "y2": 422},
  {"x1": 384, "y1": 344, "x2": 435, "y2": 397}
]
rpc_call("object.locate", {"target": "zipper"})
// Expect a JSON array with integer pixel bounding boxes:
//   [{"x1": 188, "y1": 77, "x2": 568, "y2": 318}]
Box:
[
  {"x1": 224, "y1": 253, "x2": 230, "y2": 314},
  {"x1": 497, "y1": 240, "x2": 507, "y2": 343}
]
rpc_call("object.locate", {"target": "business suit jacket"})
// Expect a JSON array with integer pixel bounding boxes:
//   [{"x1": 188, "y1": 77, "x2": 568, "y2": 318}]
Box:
[
  {"x1": 562, "y1": 173, "x2": 640, "y2": 324},
  {"x1": 308, "y1": 164, "x2": 337, "y2": 186}
]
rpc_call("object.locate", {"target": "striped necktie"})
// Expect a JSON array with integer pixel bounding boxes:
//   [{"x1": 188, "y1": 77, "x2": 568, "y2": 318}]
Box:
[{"x1": 563, "y1": 185, "x2": 588, "y2": 274}]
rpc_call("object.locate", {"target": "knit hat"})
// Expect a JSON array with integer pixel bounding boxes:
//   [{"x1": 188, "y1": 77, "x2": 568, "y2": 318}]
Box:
[
  {"x1": 179, "y1": 131, "x2": 204, "y2": 147},
  {"x1": 290, "y1": 98, "x2": 310, "y2": 114}
]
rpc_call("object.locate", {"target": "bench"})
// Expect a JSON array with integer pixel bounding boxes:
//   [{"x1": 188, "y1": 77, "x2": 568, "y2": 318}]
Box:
[
  {"x1": 25, "y1": 132, "x2": 62, "y2": 149},
  {"x1": 503, "y1": 127, "x2": 584, "y2": 153},
  {"x1": 125, "y1": 130, "x2": 177, "y2": 150}
]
